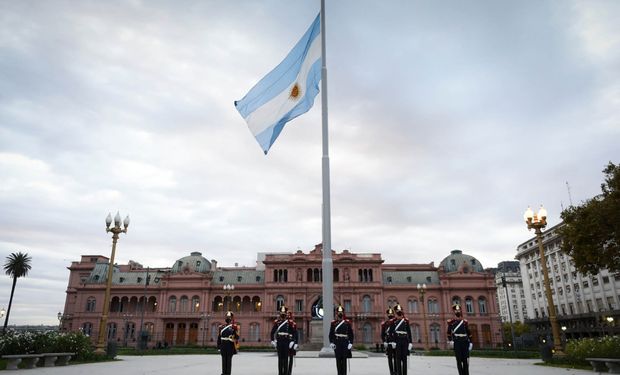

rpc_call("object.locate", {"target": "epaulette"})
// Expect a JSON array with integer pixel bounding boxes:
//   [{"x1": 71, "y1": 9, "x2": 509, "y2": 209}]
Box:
[{"x1": 289, "y1": 319, "x2": 297, "y2": 327}]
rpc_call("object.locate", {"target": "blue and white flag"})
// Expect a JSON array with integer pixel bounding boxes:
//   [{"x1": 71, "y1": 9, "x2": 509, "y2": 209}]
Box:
[{"x1": 234, "y1": 14, "x2": 322, "y2": 154}]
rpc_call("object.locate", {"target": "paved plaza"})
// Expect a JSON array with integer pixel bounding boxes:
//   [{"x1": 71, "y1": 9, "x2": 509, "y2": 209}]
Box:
[{"x1": 26, "y1": 353, "x2": 593, "y2": 375}]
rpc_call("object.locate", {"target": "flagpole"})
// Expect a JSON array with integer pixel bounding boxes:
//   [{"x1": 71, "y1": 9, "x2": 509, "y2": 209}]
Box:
[{"x1": 319, "y1": 0, "x2": 335, "y2": 357}]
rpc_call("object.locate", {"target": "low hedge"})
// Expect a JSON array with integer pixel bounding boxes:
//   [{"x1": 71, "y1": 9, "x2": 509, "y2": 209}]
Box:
[
  {"x1": 0, "y1": 330, "x2": 96, "y2": 361},
  {"x1": 565, "y1": 336, "x2": 620, "y2": 366}
]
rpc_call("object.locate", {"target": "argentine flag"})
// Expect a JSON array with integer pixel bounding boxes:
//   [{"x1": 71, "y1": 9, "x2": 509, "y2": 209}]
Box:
[{"x1": 234, "y1": 14, "x2": 322, "y2": 154}]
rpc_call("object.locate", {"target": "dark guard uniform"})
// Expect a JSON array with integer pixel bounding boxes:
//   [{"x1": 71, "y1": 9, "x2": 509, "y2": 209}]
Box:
[
  {"x1": 329, "y1": 305, "x2": 354, "y2": 375},
  {"x1": 447, "y1": 304, "x2": 472, "y2": 375},
  {"x1": 270, "y1": 306, "x2": 299, "y2": 375},
  {"x1": 217, "y1": 311, "x2": 239, "y2": 375},
  {"x1": 381, "y1": 307, "x2": 396, "y2": 375},
  {"x1": 388, "y1": 304, "x2": 413, "y2": 375}
]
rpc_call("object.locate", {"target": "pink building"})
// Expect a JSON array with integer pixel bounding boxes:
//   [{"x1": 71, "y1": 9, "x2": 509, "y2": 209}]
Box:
[{"x1": 61, "y1": 245, "x2": 502, "y2": 349}]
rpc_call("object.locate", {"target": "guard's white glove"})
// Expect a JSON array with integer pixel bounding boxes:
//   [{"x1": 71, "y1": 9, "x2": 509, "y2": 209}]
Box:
[
  {"x1": 294, "y1": 344, "x2": 299, "y2": 350},
  {"x1": 330, "y1": 343, "x2": 336, "y2": 350},
  {"x1": 448, "y1": 341, "x2": 454, "y2": 349},
  {"x1": 347, "y1": 343, "x2": 353, "y2": 350},
  {"x1": 408, "y1": 343, "x2": 413, "y2": 351},
  {"x1": 289, "y1": 341, "x2": 295, "y2": 349},
  {"x1": 468, "y1": 343, "x2": 473, "y2": 351},
  {"x1": 383, "y1": 342, "x2": 388, "y2": 349},
  {"x1": 390, "y1": 342, "x2": 397, "y2": 349},
  {"x1": 271, "y1": 340, "x2": 277, "y2": 348}
]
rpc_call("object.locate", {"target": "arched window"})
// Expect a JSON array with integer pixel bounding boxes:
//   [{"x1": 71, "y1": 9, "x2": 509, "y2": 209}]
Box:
[
  {"x1": 276, "y1": 295, "x2": 285, "y2": 311},
  {"x1": 82, "y1": 322, "x2": 93, "y2": 336},
  {"x1": 430, "y1": 323, "x2": 441, "y2": 345},
  {"x1": 252, "y1": 296, "x2": 262, "y2": 312},
  {"x1": 249, "y1": 322, "x2": 260, "y2": 341},
  {"x1": 107, "y1": 322, "x2": 117, "y2": 339},
  {"x1": 180, "y1": 296, "x2": 189, "y2": 312},
  {"x1": 125, "y1": 322, "x2": 136, "y2": 340},
  {"x1": 478, "y1": 297, "x2": 487, "y2": 315},
  {"x1": 408, "y1": 299, "x2": 418, "y2": 314},
  {"x1": 314, "y1": 268, "x2": 320, "y2": 282},
  {"x1": 451, "y1": 296, "x2": 461, "y2": 307},
  {"x1": 411, "y1": 323, "x2": 421, "y2": 343},
  {"x1": 169, "y1": 296, "x2": 177, "y2": 312},
  {"x1": 307, "y1": 268, "x2": 313, "y2": 282},
  {"x1": 192, "y1": 296, "x2": 200, "y2": 312},
  {"x1": 358, "y1": 269, "x2": 363, "y2": 282},
  {"x1": 427, "y1": 299, "x2": 439, "y2": 314},
  {"x1": 213, "y1": 296, "x2": 223, "y2": 312},
  {"x1": 333, "y1": 268, "x2": 339, "y2": 282},
  {"x1": 362, "y1": 323, "x2": 372, "y2": 343},
  {"x1": 387, "y1": 296, "x2": 398, "y2": 308},
  {"x1": 465, "y1": 297, "x2": 474, "y2": 314},
  {"x1": 86, "y1": 297, "x2": 96, "y2": 312},
  {"x1": 362, "y1": 295, "x2": 372, "y2": 313}
]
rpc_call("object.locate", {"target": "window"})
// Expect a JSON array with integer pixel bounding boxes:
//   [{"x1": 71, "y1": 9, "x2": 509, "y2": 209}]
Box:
[
  {"x1": 86, "y1": 297, "x2": 96, "y2": 312},
  {"x1": 478, "y1": 298, "x2": 487, "y2": 315},
  {"x1": 362, "y1": 295, "x2": 372, "y2": 313},
  {"x1": 603, "y1": 276, "x2": 610, "y2": 284},
  {"x1": 411, "y1": 324, "x2": 421, "y2": 343},
  {"x1": 107, "y1": 322, "x2": 117, "y2": 339},
  {"x1": 387, "y1": 276, "x2": 393, "y2": 284},
  {"x1": 82, "y1": 322, "x2": 93, "y2": 336},
  {"x1": 451, "y1": 296, "x2": 461, "y2": 307},
  {"x1": 583, "y1": 281, "x2": 589, "y2": 288},
  {"x1": 295, "y1": 299, "x2": 303, "y2": 312},
  {"x1": 592, "y1": 278, "x2": 599, "y2": 286},
  {"x1": 427, "y1": 299, "x2": 439, "y2": 314},
  {"x1": 237, "y1": 276, "x2": 242, "y2": 282},
  {"x1": 249, "y1": 322, "x2": 260, "y2": 342},
  {"x1": 192, "y1": 296, "x2": 200, "y2": 312},
  {"x1": 465, "y1": 298, "x2": 474, "y2": 314},
  {"x1": 276, "y1": 295, "x2": 285, "y2": 311},
  {"x1": 169, "y1": 296, "x2": 177, "y2": 312},
  {"x1": 408, "y1": 299, "x2": 418, "y2": 314},
  {"x1": 430, "y1": 323, "x2": 441, "y2": 344},
  {"x1": 180, "y1": 296, "x2": 189, "y2": 312},
  {"x1": 344, "y1": 300, "x2": 352, "y2": 314}
]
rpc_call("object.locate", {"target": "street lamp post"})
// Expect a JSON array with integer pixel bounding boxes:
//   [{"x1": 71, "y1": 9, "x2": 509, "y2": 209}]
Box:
[
  {"x1": 95, "y1": 212, "x2": 130, "y2": 355},
  {"x1": 57, "y1": 312, "x2": 64, "y2": 331},
  {"x1": 501, "y1": 275, "x2": 517, "y2": 351},
  {"x1": 524, "y1": 205, "x2": 563, "y2": 355},
  {"x1": 223, "y1": 284, "x2": 235, "y2": 311},
  {"x1": 122, "y1": 312, "x2": 133, "y2": 347},
  {"x1": 606, "y1": 317, "x2": 614, "y2": 336},
  {"x1": 417, "y1": 283, "x2": 429, "y2": 351}
]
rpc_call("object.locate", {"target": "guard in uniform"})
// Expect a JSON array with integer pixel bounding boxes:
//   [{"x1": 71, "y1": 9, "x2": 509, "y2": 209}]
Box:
[
  {"x1": 217, "y1": 311, "x2": 239, "y2": 375},
  {"x1": 447, "y1": 304, "x2": 473, "y2": 375},
  {"x1": 287, "y1": 310, "x2": 299, "y2": 375},
  {"x1": 388, "y1": 304, "x2": 413, "y2": 375},
  {"x1": 270, "y1": 306, "x2": 299, "y2": 375},
  {"x1": 329, "y1": 305, "x2": 354, "y2": 375},
  {"x1": 381, "y1": 307, "x2": 396, "y2": 375}
]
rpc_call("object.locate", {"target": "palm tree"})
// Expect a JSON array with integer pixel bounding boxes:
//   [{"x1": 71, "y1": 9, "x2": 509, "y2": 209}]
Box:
[{"x1": 3, "y1": 252, "x2": 32, "y2": 333}]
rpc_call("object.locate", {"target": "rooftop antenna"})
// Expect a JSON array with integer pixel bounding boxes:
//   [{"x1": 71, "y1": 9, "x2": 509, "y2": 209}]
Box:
[{"x1": 566, "y1": 181, "x2": 574, "y2": 207}]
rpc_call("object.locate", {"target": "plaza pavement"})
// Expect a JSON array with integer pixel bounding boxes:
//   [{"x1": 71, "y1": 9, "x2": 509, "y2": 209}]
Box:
[{"x1": 28, "y1": 353, "x2": 593, "y2": 375}]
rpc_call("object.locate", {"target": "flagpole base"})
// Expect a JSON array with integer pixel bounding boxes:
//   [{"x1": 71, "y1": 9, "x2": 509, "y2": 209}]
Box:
[{"x1": 318, "y1": 347, "x2": 335, "y2": 358}]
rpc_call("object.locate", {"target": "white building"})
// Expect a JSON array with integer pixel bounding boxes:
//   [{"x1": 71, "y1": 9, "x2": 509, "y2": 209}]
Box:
[
  {"x1": 495, "y1": 261, "x2": 528, "y2": 323},
  {"x1": 515, "y1": 223, "x2": 620, "y2": 338}
]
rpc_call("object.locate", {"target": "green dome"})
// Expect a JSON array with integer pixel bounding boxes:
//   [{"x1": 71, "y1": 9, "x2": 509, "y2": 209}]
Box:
[
  {"x1": 171, "y1": 252, "x2": 211, "y2": 273},
  {"x1": 439, "y1": 250, "x2": 484, "y2": 273}
]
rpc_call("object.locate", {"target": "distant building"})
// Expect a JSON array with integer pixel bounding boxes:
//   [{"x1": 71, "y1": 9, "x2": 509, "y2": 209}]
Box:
[
  {"x1": 516, "y1": 223, "x2": 620, "y2": 339},
  {"x1": 494, "y1": 261, "x2": 528, "y2": 323},
  {"x1": 61, "y1": 246, "x2": 501, "y2": 349}
]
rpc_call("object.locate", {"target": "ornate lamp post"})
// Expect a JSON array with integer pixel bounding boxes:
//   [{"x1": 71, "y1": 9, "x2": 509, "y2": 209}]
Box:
[
  {"x1": 57, "y1": 312, "x2": 64, "y2": 331},
  {"x1": 524, "y1": 205, "x2": 563, "y2": 355},
  {"x1": 417, "y1": 283, "x2": 429, "y2": 350},
  {"x1": 223, "y1": 284, "x2": 235, "y2": 311},
  {"x1": 95, "y1": 212, "x2": 130, "y2": 355}
]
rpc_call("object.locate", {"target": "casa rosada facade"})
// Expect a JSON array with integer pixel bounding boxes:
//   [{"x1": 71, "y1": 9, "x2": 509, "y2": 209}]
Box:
[{"x1": 61, "y1": 244, "x2": 502, "y2": 349}]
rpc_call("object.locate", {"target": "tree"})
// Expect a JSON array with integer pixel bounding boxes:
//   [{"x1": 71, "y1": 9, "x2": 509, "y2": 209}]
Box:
[
  {"x1": 3, "y1": 252, "x2": 32, "y2": 332},
  {"x1": 559, "y1": 162, "x2": 620, "y2": 275}
]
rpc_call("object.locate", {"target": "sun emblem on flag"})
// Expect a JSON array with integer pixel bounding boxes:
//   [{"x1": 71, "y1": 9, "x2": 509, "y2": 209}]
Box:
[{"x1": 289, "y1": 83, "x2": 301, "y2": 101}]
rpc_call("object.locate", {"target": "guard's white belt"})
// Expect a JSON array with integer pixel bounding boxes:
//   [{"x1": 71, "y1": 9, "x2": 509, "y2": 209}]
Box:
[
  {"x1": 221, "y1": 337, "x2": 235, "y2": 342},
  {"x1": 454, "y1": 334, "x2": 467, "y2": 337},
  {"x1": 335, "y1": 334, "x2": 348, "y2": 338},
  {"x1": 277, "y1": 332, "x2": 290, "y2": 336},
  {"x1": 396, "y1": 331, "x2": 407, "y2": 334}
]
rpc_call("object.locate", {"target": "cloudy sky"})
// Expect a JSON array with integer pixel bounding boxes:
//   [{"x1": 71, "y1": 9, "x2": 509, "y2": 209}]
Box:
[{"x1": 1, "y1": 0, "x2": 618, "y2": 325}]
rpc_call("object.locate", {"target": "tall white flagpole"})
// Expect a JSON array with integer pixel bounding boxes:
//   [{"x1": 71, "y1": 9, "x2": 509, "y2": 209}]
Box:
[{"x1": 319, "y1": 0, "x2": 335, "y2": 357}]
